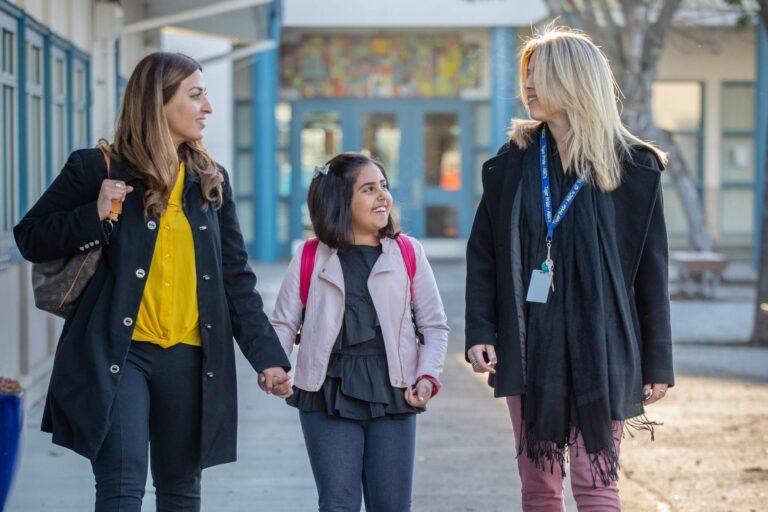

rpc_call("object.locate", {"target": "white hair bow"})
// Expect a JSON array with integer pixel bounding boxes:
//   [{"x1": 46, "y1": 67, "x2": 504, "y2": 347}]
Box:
[{"x1": 312, "y1": 164, "x2": 330, "y2": 179}]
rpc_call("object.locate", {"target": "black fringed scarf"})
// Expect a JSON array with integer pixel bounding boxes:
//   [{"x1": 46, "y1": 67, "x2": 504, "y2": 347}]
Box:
[{"x1": 518, "y1": 126, "x2": 653, "y2": 486}]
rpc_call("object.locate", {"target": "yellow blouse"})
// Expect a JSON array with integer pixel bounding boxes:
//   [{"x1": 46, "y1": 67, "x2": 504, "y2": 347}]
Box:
[{"x1": 133, "y1": 163, "x2": 202, "y2": 348}]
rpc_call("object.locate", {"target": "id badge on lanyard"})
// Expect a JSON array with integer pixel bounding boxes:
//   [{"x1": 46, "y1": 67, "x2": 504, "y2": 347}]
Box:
[{"x1": 526, "y1": 126, "x2": 586, "y2": 304}]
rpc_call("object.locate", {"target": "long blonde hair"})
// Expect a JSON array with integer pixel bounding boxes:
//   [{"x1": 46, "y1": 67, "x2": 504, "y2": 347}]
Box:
[
  {"x1": 508, "y1": 25, "x2": 667, "y2": 191},
  {"x1": 105, "y1": 52, "x2": 222, "y2": 218}
]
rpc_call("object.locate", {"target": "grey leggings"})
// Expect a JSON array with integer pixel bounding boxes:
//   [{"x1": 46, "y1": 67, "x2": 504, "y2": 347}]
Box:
[
  {"x1": 299, "y1": 411, "x2": 416, "y2": 512},
  {"x1": 91, "y1": 342, "x2": 203, "y2": 512}
]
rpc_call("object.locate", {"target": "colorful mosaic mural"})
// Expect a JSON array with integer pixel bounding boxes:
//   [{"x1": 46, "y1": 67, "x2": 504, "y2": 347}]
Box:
[{"x1": 280, "y1": 35, "x2": 481, "y2": 98}]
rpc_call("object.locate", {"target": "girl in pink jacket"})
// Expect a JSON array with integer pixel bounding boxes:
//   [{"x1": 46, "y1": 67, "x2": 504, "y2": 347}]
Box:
[{"x1": 270, "y1": 152, "x2": 449, "y2": 512}]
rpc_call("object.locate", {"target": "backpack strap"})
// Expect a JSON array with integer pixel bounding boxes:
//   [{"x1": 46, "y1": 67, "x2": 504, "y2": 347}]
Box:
[
  {"x1": 395, "y1": 235, "x2": 417, "y2": 300},
  {"x1": 300, "y1": 236, "x2": 415, "y2": 306},
  {"x1": 299, "y1": 238, "x2": 320, "y2": 306}
]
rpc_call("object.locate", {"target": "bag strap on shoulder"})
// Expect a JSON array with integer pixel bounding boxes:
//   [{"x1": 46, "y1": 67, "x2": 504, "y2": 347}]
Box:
[
  {"x1": 97, "y1": 145, "x2": 111, "y2": 177},
  {"x1": 299, "y1": 238, "x2": 320, "y2": 306},
  {"x1": 299, "y1": 235, "x2": 417, "y2": 307},
  {"x1": 395, "y1": 235, "x2": 416, "y2": 300}
]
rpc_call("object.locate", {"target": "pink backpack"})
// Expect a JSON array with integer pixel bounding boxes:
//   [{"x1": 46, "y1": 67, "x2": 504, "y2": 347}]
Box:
[{"x1": 295, "y1": 236, "x2": 420, "y2": 344}]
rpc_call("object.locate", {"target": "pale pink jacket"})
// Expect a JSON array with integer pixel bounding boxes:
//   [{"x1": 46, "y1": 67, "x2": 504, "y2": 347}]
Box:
[{"x1": 269, "y1": 236, "x2": 449, "y2": 392}]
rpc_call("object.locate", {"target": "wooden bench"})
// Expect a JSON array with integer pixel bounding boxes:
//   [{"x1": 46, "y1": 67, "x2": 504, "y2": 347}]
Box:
[{"x1": 670, "y1": 251, "x2": 729, "y2": 299}]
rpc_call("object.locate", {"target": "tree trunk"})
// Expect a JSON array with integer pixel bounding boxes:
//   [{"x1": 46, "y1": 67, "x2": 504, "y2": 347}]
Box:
[{"x1": 652, "y1": 129, "x2": 714, "y2": 251}]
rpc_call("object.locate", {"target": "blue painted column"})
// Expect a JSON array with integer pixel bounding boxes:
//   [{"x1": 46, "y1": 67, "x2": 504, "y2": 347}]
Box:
[
  {"x1": 251, "y1": 1, "x2": 280, "y2": 261},
  {"x1": 490, "y1": 27, "x2": 517, "y2": 151},
  {"x1": 755, "y1": 22, "x2": 768, "y2": 269}
]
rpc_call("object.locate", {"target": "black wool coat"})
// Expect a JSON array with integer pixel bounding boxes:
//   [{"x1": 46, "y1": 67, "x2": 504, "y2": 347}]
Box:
[
  {"x1": 14, "y1": 148, "x2": 290, "y2": 468},
  {"x1": 465, "y1": 138, "x2": 674, "y2": 397}
]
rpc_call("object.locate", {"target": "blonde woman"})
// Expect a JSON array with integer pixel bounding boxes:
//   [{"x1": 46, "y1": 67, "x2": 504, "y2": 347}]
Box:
[
  {"x1": 465, "y1": 26, "x2": 673, "y2": 511},
  {"x1": 14, "y1": 52, "x2": 291, "y2": 511}
]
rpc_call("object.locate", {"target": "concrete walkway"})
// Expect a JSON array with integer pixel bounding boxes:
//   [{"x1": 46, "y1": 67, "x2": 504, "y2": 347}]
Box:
[{"x1": 5, "y1": 260, "x2": 767, "y2": 511}]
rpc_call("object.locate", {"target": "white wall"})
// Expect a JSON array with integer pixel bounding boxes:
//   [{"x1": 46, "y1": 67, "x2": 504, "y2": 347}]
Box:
[{"x1": 282, "y1": 0, "x2": 548, "y2": 28}]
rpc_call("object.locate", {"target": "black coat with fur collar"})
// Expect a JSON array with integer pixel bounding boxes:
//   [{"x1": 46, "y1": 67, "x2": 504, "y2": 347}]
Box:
[{"x1": 465, "y1": 138, "x2": 674, "y2": 397}]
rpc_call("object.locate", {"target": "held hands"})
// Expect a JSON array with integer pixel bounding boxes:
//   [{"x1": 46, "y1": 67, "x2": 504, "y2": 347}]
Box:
[
  {"x1": 258, "y1": 367, "x2": 293, "y2": 399},
  {"x1": 404, "y1": 378, "x2": 434, "y2": 408},
  {"x1": 642, "y1": 383, "x2": 669, "y2": 405},
  {"x1": 466, "y1": 344, "x2": 497, "y2": 374},
  {"x1": 97, "y1": 179, "x2": 134, "y2": 221}
]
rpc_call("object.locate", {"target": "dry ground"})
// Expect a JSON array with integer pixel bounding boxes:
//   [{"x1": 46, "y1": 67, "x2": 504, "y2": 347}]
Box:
[{"x1": 619, "y1": 376, "x2": 768, "y2": 512}]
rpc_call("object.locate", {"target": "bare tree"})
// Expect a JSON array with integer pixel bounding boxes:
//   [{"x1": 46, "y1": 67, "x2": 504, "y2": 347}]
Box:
[{"x1": 542, "y1": 0, "x2": 714, "y2": 251}]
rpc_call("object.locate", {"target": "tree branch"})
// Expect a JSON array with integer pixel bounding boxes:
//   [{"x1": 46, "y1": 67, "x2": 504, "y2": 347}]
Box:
[
  {"x1": 595, "y1": 0, "x2": 625, "y2": 71},
  {"x1": 641, "y1": 0, "x2": 683, "y2": 72},
  {"x1": 758, "y1": 0, "x2": 768, "y2": 29}
]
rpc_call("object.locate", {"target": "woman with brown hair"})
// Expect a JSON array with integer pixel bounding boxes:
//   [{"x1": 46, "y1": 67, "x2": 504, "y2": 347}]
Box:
[{"x1": 14, "y1": 52, "x2": 291, "y2": 511}]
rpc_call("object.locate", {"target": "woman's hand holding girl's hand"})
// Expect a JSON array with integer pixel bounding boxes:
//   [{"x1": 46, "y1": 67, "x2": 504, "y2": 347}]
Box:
[
  {"x1": 467, "y1": 344, "x2": 497, "y2": 374},
  {"x1": 97, "y1": 179, "x2": 134, "y2": 221},
  {"x1": 258, "y1": 367, "x2": 293, "y2": 399},
  {"x1": 405, "y1": 379, "x2": 433, "y2": 408}
]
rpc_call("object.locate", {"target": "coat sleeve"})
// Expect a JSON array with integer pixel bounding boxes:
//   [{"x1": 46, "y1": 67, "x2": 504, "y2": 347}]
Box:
[
  {"x1": 269, "y1": 242, "x2": 305, "y2": 359},
  {"x1": 633, "y1": 159, "x2": 674, "y2": 387},
  {"x1": 410, "y1": 237, "x2": 449, "y2": 381},
  {"x1": 465, "y1": 189, "x2": 498, "y2": 354},
  {"x1": 218, "y1": 168, "x2": 291, "y2": 373},
  {"x1": 13, "y1": 150, "x2": 110, "y2": 263}
]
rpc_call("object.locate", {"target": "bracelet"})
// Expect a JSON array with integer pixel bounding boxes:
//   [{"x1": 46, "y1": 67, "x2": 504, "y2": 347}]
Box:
[{"x1": 417, "y1": 375, "x2": 440, "y2": 397}]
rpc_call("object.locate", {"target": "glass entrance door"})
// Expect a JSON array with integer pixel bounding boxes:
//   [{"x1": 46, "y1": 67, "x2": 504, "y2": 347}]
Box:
[{"x1": 290, "y1": 99, "x2": 473, "y2": 245}]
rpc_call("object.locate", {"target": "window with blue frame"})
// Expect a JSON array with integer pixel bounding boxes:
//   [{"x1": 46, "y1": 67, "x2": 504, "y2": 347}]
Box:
[
  {"x1": 50, "y1": 41, "x2": 69, "y2": 173},
  {"x1": 720, "y1": 82, "x2": 756, "y2": 238},
  {"x1": 234, "y1": 59, "x2": 254, "y2": 246},
  {"x1": 652, "y1": 80, "x2": 705, "y2": 239},
  {"x1": 1, "y1": 9, "x2": 19, "y2": 232},
  {"x1": 72, "y1": 56, "x2": 89, "y2": 149},
  {"x1": 25, "y1": 24, "x2": 45, "y2": 209},
  {"x1": 0, "y1": 1, "x2": 91, "y2": 255}
]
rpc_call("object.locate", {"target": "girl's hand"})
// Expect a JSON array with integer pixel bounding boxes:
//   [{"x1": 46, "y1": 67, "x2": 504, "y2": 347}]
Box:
[
  {"x1": 97, "y1": 179, "x2": 134, "y2": 221},
  {"x1": 466, "y1": 344, "x2": 497, "y2": 374},
  {"x1": 642, "y1": 383, "x2": 669, "y2": 405},
  {"x1": 259, "y1": 367, "x2": 293, "y2": 398},
  {"x1": 405, "y1": 379, "x2": 433, "y2": 408}
]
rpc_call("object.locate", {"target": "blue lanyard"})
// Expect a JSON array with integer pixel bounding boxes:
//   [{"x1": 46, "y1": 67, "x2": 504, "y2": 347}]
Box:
[{"x1": 539, "y1": 127, "x2": 586, "y2": 241}]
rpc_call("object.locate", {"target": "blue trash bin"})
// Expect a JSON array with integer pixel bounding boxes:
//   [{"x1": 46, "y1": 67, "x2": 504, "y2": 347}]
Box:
[{"x1": 0, "y1": 392, "x2": 23, "y2": 511}]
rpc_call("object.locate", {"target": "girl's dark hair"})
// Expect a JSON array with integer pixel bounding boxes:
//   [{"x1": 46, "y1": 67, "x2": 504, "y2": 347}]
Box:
[{"x1": 307, "y1": 152, "x2": 399, "y2": 250}]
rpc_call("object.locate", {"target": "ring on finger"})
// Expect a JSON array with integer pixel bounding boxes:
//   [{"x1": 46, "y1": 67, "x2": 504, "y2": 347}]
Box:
[
  {"x1": 468, "y1": 356, "x2": 477, "y2": 365},
  {"x1": 658, "y1": 388, "x2": 667, "y2": 396}
]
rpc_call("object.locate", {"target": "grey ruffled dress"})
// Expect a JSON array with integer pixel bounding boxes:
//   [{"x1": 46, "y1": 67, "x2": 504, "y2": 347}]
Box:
[{"x1": 287, "y1": 244, "x2": 420, "y2": 420}]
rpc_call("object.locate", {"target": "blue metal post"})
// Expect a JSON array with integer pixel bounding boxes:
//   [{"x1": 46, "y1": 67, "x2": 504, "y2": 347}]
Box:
[
  {"x1": 755, "y1": 22, "x2": 768, "y2": 269},
  {"x1": 251, "y1": 2, "x2": 281, "y2": 261},
  {"x1": 490, "y1": 27, "x2": 517, "y2": 152}
]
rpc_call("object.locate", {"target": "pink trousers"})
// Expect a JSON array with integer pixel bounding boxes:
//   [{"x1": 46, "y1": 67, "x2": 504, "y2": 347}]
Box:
[{"x1": 506, "y1": 396, "x2": 623, "y2": 512}]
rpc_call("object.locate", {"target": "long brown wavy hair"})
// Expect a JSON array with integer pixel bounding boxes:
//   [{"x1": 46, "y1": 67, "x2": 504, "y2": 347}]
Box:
[{"x1": 102, "y1": 52, "x2": 223, "y2": 218}]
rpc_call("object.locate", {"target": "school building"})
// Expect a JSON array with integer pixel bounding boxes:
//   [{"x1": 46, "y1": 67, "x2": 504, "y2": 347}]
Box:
[{"x1": 0, "y1": 0, "x2": 765, "y2": 408}]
